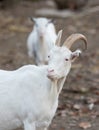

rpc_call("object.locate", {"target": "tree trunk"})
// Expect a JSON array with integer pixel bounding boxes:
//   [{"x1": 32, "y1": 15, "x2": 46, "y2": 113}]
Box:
[{"x1": 54, "y1": 0, "x2": 88, "y2": 10}]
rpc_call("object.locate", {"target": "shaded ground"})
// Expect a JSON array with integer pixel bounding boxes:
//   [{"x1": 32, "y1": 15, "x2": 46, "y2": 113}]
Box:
[{"x1": 0, "y1": 0, "x2": 99, "y2": 130}]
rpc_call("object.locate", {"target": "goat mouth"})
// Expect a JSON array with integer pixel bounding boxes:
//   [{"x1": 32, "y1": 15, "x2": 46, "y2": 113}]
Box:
[
  {"x1": 39, "y1": 35, "x2": 44, "y2": 39},
  {"x1": 47, "y1": 74, "x2": 58, "y2": 80}
]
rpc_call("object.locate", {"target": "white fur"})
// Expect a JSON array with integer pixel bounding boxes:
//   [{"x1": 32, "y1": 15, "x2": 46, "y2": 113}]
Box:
[
  {"x1": 27, "y1": 17, "x2": 57, "y2": 65},
  {"x1": 0, "y1": 42, "x2": 81, "y2": 130},
  {"x1": 0, "y1": 46, "x2": 79, "y2": 130}
]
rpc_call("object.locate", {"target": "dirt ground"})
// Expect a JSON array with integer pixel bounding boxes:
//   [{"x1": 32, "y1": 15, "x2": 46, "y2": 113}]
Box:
[{"x1": 0, "y1": 0, "x2": 99, "y2": 130}]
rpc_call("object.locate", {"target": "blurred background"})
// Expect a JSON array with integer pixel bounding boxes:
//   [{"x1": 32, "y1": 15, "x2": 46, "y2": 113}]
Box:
[{"x1": 0, "y1": 0, "x2": 99, "y2": 130}]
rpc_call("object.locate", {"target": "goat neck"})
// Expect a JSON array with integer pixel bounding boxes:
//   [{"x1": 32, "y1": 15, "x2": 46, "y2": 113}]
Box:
[
  {"x1": 38, "y1": 36, "x2": 48, "y2": 64},
  {"x1": 49, "y1": 80, "x2": 57, "y2": 104},
  {"x1": 49, "y1": 77, "x2": 66, "y2": 106}
]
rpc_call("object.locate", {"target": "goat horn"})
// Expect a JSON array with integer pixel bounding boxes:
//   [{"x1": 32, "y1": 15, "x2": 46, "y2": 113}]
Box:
[
  {"x1": 30, "y1": 17, "x2": 36, "y2": 23},
  {"x1": 55, "y1": 30, "x2": 63, "y2": 46},
  {"x1": 63, "y1": 33, "x2": 87, "y2": 50}
]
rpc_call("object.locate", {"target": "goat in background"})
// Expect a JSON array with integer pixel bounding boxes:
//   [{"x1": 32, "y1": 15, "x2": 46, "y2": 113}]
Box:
[{"x1": 27, "y1": 17, "x2": 57, "y2": 65}]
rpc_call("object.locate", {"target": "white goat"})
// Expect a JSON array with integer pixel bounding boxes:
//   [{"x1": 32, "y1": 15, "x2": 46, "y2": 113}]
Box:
[
  {"x1": 27, "y1": 17, "x2": 57, "y2": 65},
  {"x1": 0, "y1": 30, "x2": 87, "y2": 130}
]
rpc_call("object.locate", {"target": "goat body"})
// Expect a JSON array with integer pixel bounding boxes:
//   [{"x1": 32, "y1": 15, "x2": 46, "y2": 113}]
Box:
[
  {"x1": 27, "y1": 17, "x2": 57, "y2": 65},
  {"x1": 0, "y1": 65, "x2": 65, "y2": 130},
  {"x1": 0, "y1": 31, "x2": 87, "y2": 130}
]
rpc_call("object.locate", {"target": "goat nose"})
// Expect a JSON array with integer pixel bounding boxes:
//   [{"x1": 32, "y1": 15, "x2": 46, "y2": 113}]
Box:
[
  {"x1": 39, "y1": 31, "x2": 45, "y2": 36},
  {"x1": 47, "y1": 69, "x2": 54, "y2": 73}
]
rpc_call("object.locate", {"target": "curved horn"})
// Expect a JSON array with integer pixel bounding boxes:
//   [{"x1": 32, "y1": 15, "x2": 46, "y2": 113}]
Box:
[
  {"x1": 55, "y1": 30, "x2": 63, "y2": 46},
  {"x1": 63, "y1": 33, "x2": 87, "y2": 50}
]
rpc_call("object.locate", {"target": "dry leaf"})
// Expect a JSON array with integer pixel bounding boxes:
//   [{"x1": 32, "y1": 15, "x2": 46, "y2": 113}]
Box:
[
  {"x1": 72, "y1": 63, "x2": 82, "y2": 69},
  {"x1": 8, "y1": 25, "x2": 29, "y2": 33},
  {"x1": 61, "y1": 110, "x2": 66, "y2": 117},
  {"x1": 90, "y1": 65, "x2": 99, "y2": 74},
  {"x1": 79, "y1": 87, "x2": 90, "y2": 93},
  {"x1": 73, "y1": 104, "x2": 82, "y2": 110},
  {"x1": 88, "y1": 103, "x2": 94, "y2": 110},
  {"x1": 79, "y1": 122, "x2": 91, "y2": 129}
]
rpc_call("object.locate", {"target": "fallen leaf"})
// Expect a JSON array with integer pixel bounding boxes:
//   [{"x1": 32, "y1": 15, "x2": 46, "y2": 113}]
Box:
[
  {"x1": 8, "y1": 25, "x2": 29, "y2": 33},
  {"x1": 72, "y1": 63, "x2": 82, "y2": 69},
  {"x1": 79, "y1": 87, "x2": 90, "y2": 93},
  {"x1": 88, "y1": 103, "x2": 94, "y2": 110},
  {"x1": 90, "y1": 65, "x2": 99, "y2": 74},
  {"x1": 79, "y1": 122, "x2": 91, "y2": 129},
  {"x1": 61, "y1": 110, "x2": 66, "y2": 117},
  {"x1": 73, "y1": 104, "x2": 82, "y2": 110}
]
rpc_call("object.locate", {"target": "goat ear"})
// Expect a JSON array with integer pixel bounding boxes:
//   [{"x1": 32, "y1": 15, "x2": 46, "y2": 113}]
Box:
[
  {"x1": 48, "y1": 19, "x2": 56, "y2": 24},
  {"x1": 55, "y1": 30, "x2": 63, "y2": 46},
  {"x1": 71, "y1": 50, "x2": 81, "y2": 62},
  {"x1": 30, "y1": 17, "x2": 36, "y2": 23}
]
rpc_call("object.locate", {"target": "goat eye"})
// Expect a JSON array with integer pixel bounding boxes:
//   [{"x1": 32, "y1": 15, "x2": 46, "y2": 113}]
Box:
[
  {"x1": 48, "y1": 55, "x2": 50, "y2": 58},
  {"x1": 65, "y1": 58, "x2": 69, "y2": 61}
]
